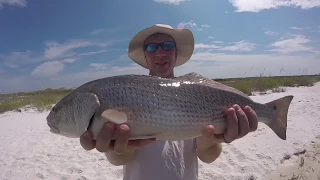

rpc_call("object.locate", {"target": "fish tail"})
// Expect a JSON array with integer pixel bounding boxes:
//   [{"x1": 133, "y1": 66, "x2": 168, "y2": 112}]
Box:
[{"x1": 265, "y1": 95, "x2": 294, "y2": 140}]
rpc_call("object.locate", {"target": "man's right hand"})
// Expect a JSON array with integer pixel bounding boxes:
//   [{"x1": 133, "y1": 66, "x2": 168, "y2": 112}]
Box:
[{"x1": 80, "y1": 122, "x2": 155, "y2": 154}]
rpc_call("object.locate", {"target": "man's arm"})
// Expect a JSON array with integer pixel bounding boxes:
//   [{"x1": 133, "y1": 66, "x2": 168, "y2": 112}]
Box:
[
  {"x1": 196, "y1": 104, "x2": 259, "y2": 164},
  {"x1": 105, "y1": 149, "x2": 137, "y2": 166},
  {"x1": 80, "y1": 123, "x2": 155, "y2": 166},
  {"x1": 196, "y1": 143, "x2": 222, "y2": 163},
  {"x1": 196, "y1": 134, "x2": 223, "y2": 164},
  {"x1": 105, "y1": 138, "x2": 155, "y2": 166}
]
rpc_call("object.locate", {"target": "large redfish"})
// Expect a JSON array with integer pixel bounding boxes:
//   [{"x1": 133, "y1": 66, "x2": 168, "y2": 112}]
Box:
[{"x1": 46, "y1": 73, "x2": 293, "y2": 141}]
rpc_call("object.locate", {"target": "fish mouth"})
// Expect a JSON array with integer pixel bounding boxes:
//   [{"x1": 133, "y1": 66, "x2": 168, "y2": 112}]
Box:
[
  {"x1": 86, "y1": 112, "x2": 95, "y2": 131},
  {"x1": 48, "y1": 122, "x2": 60, "y2": 134}
]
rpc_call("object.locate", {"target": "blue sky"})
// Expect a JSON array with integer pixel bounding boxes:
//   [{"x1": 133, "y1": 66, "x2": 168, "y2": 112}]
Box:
[{"x1": 0, "y1": 0, "x2": 319, "y2": 93}]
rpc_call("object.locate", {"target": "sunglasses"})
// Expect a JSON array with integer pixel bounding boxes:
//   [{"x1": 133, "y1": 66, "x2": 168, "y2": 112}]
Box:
[{"x1": 144, "y1": 41, "x2": 176, "y2": 53}]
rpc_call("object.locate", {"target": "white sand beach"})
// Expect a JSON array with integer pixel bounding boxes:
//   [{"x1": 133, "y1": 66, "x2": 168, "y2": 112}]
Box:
[{"x1": 0, "y1": 83, "x2": 319, "y2": 180}]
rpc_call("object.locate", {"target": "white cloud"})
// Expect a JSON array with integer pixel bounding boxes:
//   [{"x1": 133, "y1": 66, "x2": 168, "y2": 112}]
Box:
[
  {"x1": 264, "y1": 29, "x2": 279, "y2": 36},
  {"x1": 0, "y1": 0, "x2": 27, "y2": 9},
  {"x1": 290, "y1": 25, "x2": 320, "y2": 33},
  {"x1": 89, "y1": 63, "x2": 109, "y2": 70},
  {"x1": 0, "y1": 40, "x2": 112, "y2": 69},
  {"x1": 229, "y1": 0, "x2": 320, "y2": 12},
  {"x1": 195, "y1": 40, "x2": 256, "y2": 52},
  {"x1": 1, "y1": 51, "x2": 32, "y2": 68},
  {"x1": 207, "y1": 36, "x2": 224, "y2": 43},
  {"x1": 154, "y1": 0, "x2": 190, "y2": 5},
  {"x1": 290, "y1": 26, "x2": 311, "y2": 30},
  {"x1": 178, "y1": 21, "x2": 210, "y2": 31},
  {"x1": 267, "y1": 35, "x2": 316, "y2": 53},
  {"x1": 2, "y1": 51, "x2": 320, "y2": 93},
  {"x1": 218, "y1": 40, "x2": 256, "y2": 51},
  {"x1": 195, "y1": 43, "x2": 220, "y2": 49},
  {"x1": 201, "y1": 24, "x2": 210, "y2": 28},
  {"x1": 174, "y1": 52, "x2": 320, "y2": 78},
  {"x1": 44, "y1": 40, "x2": 110, "y2": 60},
  {"x1": 78, "y1": 50, "x2": 108, "y2": 56},
  {"x1": 62, "y1": 58, "x2": 77, "y2": 63},
  {"x1": 310, "y1": 26, "x2": 320, "y2": 33},
  {"x1": 0, "y1": 50, "x2": 45, "y2": 68},
  {"x1": 213, "y1": 41, "x2": 223, "y2": 44},
  {"x1": 31, "y1": 61, "x2": 65, "y2": 77},
  {"x1": 46, "y1": 63, "x2": 149, "y2": 88},
  {"x1": 178, "y1": 21, "x2": 197, "y2": 28},
  {"x1": 90, "y1": 28, "x2": 118, "y2": 35}
]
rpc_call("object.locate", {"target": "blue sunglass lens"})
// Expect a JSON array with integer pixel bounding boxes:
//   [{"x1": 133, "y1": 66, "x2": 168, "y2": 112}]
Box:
[
  {"x1": 145, "y1": 41, "x2": 175, "y2": 52},
  {"x1": 145, "y1": 44, "x2": 158, "y2": 52},
  {"x1": 162, "y1": 42, "x2": 175, "y2": 50}
]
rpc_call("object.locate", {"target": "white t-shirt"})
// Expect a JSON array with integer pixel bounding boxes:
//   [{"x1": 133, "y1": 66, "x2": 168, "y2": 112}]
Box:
[{"x1": 122, "y1": 139, "x2": 198, "y2": 180}]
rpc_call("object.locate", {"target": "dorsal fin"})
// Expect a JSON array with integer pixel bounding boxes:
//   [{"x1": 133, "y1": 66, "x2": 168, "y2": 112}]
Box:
[
  {"x1": 174, "y1": 72, "x2": 209, "y2": 82},
  {"x1": 174, "y1": 72, "x2": 250, "y2": 99}
]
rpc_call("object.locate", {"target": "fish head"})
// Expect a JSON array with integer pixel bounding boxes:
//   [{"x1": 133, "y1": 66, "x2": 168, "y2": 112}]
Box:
[
  {"x1": 46, "y1": 100, "x2": 70, "y2": 136},
  {"x1": 46, "y1": 92, "x2": 100, "y2": 138}
]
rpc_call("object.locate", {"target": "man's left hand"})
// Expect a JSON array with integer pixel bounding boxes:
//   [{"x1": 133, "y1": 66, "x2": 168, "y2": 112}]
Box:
[{"x1": 196, "y1": 104, "x2": 258, "y2": 148}]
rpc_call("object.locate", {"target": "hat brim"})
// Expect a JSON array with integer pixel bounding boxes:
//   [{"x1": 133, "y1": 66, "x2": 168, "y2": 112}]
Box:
[{"x1": 128, "y1": 26, "x2": 195, "y2": 69}]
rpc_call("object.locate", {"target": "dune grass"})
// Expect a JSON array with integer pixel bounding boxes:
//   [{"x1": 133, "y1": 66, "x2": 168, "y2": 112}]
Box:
[
  {"x1": 0, "y1": 74, "x2": 320, "y2": 114},
  {"x1": 216, "y1": 74, "x2": 320, "y2": 95},
  {"x1": 0, "y1": 88, "x2": 73, "y2": 114}
]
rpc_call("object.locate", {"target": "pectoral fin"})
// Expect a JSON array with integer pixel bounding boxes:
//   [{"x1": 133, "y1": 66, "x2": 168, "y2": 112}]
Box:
[{"x1": 101, "y1": 109, "x2": 128, "y2": 124}]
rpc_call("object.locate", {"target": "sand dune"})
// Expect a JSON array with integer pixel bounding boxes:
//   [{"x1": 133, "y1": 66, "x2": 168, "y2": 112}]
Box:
[{"x1": 0, "y1": 83, "x2": 319, "y2": 180}]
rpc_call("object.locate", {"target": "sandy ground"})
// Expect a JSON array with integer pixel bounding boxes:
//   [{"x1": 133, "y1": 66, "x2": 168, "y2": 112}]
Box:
[
  {"x1": 265, "y1": 137, "x2": 320, "y2": 180},
  {"x1": 0, "y1": 82, "x2": 319, "y2": 180}
]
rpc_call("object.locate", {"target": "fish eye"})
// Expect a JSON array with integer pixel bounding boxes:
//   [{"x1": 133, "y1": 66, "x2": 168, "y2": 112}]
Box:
[{"x1": 273, "y1": 105, "x2": 277, "y2": 110}]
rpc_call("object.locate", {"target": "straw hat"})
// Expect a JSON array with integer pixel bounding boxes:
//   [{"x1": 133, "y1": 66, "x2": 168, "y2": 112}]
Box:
[{"x1": 128, "y1": 24, "x2": 195, "y2": 69}]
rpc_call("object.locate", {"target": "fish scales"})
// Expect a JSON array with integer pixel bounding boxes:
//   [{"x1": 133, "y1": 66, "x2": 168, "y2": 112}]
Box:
[
  {"x1": 92, "y1": 76, "x2": 217, "y2": 124},
  {"x1": 47, "y1": 72, "x2": 294, "y2": 141},
  {"x1": 99, "y1": 77, "x2": 225, "y2": 127}
]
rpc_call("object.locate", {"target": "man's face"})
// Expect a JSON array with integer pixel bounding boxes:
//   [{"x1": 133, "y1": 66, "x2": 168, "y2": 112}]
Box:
[{"x1": 144, "y1": 33, "x2": 177, "y2": 78}]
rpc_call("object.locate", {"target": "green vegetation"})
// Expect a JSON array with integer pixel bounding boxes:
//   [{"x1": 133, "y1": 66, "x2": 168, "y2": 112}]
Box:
[
  {"x1": 215, "y1": 74, "x2": 320, "y2": 96},
  {"x1": 0, "y1": 88, "x2": 73, "y2": 114},
  {"x1": 0, "y1": 74, "x2": 320, "y2": 114}
]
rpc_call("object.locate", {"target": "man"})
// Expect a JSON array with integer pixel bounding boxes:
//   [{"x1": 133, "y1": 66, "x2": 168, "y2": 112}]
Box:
[{"x1": 80, "y1": 24, "x2": 258, "y2": 180}]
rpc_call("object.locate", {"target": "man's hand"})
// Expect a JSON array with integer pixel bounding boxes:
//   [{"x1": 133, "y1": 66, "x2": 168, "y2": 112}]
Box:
[
  {"x1": 200, "y1": 104, "x2": 258, "y2": 144},
  {"x1": 196, "y1": 104, "x2": 258, "y2": 163},
  {"x1": 80, "y1": 122, "x2": 155, "y2": 153},
  {"x1": 222, "y1": 104, "x2": 258, "y2": 143}
]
